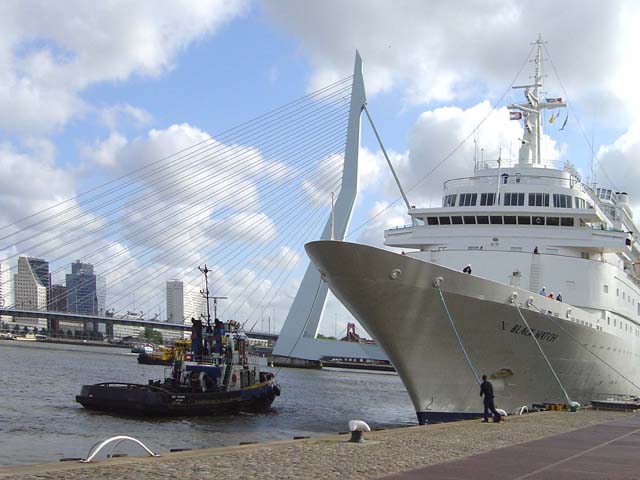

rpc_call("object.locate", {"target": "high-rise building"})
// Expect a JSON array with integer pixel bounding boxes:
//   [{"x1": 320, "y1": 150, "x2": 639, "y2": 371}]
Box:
[
  {"x1": 14, "y1": 257, "x2": 49, "y2": 328},
  {"x1": 0, "y1": 262, "x2": 11, "y2": 323},
  {"x1": 166, "y1": 280, "x2": 207, "y2": 325},
  {"x1": 66, "y1": 260, "x2": 106, "y2": 316},
  {"x1": 49, "y1": 284, "x2": 68, "y2": 312}
]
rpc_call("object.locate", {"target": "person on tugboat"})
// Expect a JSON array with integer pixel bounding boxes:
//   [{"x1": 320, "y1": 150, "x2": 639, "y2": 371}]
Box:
[
  {"x1": 191, "y1": 317, "x2": 204, "y2": 361},
  {"x1": 213, "y1": 318, "x2": 225, "y2": 355}
]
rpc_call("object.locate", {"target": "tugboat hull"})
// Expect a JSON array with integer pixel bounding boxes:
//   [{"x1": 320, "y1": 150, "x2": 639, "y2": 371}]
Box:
[{"x1": 76, "y1": 380, "x2": 280, "y2": 416}]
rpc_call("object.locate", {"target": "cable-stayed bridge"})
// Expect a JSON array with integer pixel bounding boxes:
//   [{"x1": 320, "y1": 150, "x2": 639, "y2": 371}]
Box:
[{"x1": 0, "y1": 53, "x2": 390, "y2": 362}]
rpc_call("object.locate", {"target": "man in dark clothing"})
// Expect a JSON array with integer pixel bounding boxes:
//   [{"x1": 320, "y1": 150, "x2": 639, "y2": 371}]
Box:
[
  {"x1": 463, "y1": 264, "x2": 472, "y2": 274},
  {"x1": 480, "y1": 374, "x2": 501, "y2": 422}
]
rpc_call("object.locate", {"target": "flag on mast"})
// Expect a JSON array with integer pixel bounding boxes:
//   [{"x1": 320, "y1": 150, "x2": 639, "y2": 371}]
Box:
[
  {"x1": 559, "y1": 115, "x2": 568, "y2": 131},
  {"x1": 509, "y1": 111, "x2": 522, "y2": 120},
  {"x1": 549, "y1": 113, "x2": 556, "y2": 124}
]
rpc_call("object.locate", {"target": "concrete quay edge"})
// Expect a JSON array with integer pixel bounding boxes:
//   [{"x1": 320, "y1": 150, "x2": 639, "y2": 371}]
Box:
[{"x1": 0, "y1": 410, "x2": 633, "y2": 479}]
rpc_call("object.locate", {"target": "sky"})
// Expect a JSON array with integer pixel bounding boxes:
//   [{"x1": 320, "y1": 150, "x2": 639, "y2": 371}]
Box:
[{"x1": 1, "y1": 0, "x2": 640, "y2": 338}]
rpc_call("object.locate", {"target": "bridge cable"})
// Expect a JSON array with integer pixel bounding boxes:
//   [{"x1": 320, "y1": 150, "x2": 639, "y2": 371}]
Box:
[{"x1": 0, "y1": 76, "x2": 353, "y2": 238}]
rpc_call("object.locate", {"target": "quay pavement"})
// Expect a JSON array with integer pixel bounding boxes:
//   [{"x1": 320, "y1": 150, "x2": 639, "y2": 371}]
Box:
[{"x1": 0, "y1": 410, "x2": 636, "y2": 480}]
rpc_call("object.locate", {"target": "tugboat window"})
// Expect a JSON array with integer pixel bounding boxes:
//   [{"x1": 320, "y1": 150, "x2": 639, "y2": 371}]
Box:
[
  {"x1": 490, "y1": 216, "x2": 503, "y2": 224},
  {"x1": 451, "y1": 216, "x2": 463, "y2": 224},
  {"x1": 477, "y1": 216, "x2": 489, "y2": 224},
  {"x1": 517, "y1": 216, "x2": 531, "y2": 225},
  {"x1": 546, "y1": 217, "x2": 560, "y2": 226},
  {"x1": 439, "y1": 216, "x2": 451, "y2": 225},
  {"x1": 463, "y1": 216, "x2": 476, "y2": 224},
  {"x1": 504, "y1": 216, "x2": 517, "y2": 224},
  {"x1": 427, "y1": 217, "x2": 439, "y2": 225},
  {"x1": 533, "y1": 216, "x2": 544, "y2": 225},
  {"x1": 560, "y1": 217, "x2": 574, "y2": 226}
]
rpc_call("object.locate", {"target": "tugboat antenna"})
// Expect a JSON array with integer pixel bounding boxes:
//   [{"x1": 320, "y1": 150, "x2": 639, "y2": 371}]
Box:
[{"x1": 198, "y1": 264, "x2": 226, "y2": 327}]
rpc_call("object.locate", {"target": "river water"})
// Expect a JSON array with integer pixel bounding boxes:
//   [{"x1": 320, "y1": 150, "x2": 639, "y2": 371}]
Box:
[{"x1": 0, "y1": 341, "x2": 415, "y2": 466}]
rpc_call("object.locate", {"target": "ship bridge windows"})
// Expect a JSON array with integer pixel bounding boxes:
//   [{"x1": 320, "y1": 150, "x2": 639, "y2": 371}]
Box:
[
  {"x1": 575, "y1": 197, "x2": 589, "y2": 209},
  {"x1": 422, "y1": 215, "x2": 578, "y2": 228},
  {"x1": 443, "y1": 194, "x2": 457, "y2": 207},
  {"x1": 529, "y1": 193, "x2": 550, "y2": 207},
  {"x1": 553, "y1": 194, "x2": 573, "y2": 208},
  {"x1": 480, "y1": 193, "x2": 495, "y2": 206},
  {"x1": 459, "y1": 193, "x2": 477, "y2": 206},
  {"x1": 597, "y1": 188, "x2": 612, "y2": 201},
  {"x1": 504, "y1": 193, "x2": 525, "y2": 206}
]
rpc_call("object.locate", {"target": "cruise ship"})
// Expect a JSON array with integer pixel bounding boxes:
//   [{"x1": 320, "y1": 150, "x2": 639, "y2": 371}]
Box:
[{"x1": 305, "y1": 37, "x2": 640, "y2": 423}]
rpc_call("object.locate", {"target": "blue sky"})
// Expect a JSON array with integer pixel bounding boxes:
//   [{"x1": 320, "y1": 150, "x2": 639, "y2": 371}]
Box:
[{"x1": 1, "y1": 0, "x2": 640, "y2": 336}]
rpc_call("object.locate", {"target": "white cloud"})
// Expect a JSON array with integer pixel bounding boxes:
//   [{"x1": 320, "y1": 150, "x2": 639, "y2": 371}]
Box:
[
  {"x1": 0, "y1": 140, "x2": 75, "y2": 224},
  {"x1": 264, "y1": 0, "x2": 638, "y2": 125},
  {"x1": 255, "y1": 246, "x2": 300, "y2": 271},
  {"x1": 98, "y1": 104, "x2": 153, "y2": 131},
  {"x1": 597, "y1": 122, "x2": 640, "y2": 213},
  {"x1": 0, "y1": 0, "x2": 248, "y2": 135},
  {"x1": 80, "y1": 132, "x2": 128, "y2": 167},
  {"x1": 302, "y1": 153, "x2": 343, "y2": 206}
]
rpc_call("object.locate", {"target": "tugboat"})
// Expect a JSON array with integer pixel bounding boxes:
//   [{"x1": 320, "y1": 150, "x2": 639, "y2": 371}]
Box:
[{"x1": 76, "y1": 265, "x2": 280, "y2": 416}]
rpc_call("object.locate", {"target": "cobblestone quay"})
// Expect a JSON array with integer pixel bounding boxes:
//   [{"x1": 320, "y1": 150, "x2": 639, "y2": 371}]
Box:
[{"x1": 0, "y1": 410, "x2": 631, "y2": 480}]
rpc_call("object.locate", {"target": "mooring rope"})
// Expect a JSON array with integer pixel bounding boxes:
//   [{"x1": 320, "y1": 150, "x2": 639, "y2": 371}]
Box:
[
  {"x1": 530, "y1": 303, "x2": 640, "y2": 393},
  {"x1": 436, "y1": 285, "x2": 481, "y2": 385},
  {"x1": 514, "y1": 303, "x2": 571, "y2": 404}
]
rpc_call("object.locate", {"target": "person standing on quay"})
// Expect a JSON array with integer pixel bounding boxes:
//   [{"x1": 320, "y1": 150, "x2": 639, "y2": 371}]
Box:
[
  {"x1": 463, "y1": 264, "x2": 472, "y2": 274},
  {"x1": 480, "y1": 374, "x2": 501, "y2": 422}
]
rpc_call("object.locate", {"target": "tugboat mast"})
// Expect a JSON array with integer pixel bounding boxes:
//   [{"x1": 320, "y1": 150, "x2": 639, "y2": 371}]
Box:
[
  {"x1": 198, "y1": 264, "x2": 227, "y2": 327},
  {"x1": 198, "y1": 265, "x2": 212, "y2": 327}
]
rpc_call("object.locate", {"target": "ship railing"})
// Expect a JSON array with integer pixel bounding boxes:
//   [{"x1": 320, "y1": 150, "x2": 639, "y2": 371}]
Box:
[
  {"x1": 589, "y1": 224, "x2": 628, "y2": 233},
  {"x1": 443, "y1": 173, "x2": 588, "y2": 192},
  {"x1": 388, "y1": 223, "x2": 414, "y2": 231},
  {"x1": 474, "y1": 158, "x2": 575, "y2": 172},
  {"x1": 590, "y1": 392, "x2": 640, "y2": 404}
]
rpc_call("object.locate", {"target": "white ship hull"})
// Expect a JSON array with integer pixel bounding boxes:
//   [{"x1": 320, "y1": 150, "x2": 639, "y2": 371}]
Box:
[{"x1": 306, "y1": 240, "x2": 640, "y2": 423}]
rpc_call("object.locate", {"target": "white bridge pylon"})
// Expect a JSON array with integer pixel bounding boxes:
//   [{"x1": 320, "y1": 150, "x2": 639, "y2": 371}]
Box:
[{"x1": 272, "y1": 51, "x2": 386, "y2": 362}]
